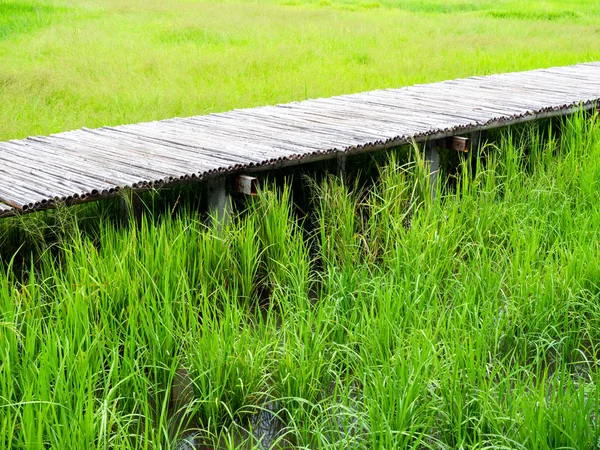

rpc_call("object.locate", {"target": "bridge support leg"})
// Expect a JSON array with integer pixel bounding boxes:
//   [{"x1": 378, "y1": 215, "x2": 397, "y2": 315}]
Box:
[
  {"x1": 119, "y1": 190, "x2": 143, "y2": 224},
  {"x1": 471, "y1": 131, "x2": 486, "y2": 153},
  {"x1": 336, "y1": 153, "x2": 347, "y2": 175},
  {"x1": 207, "y1": 177, "x2": 232, "y2": 228},
  {"x1": 425, "y1": 140, "x2": 441, "y2": 200}
]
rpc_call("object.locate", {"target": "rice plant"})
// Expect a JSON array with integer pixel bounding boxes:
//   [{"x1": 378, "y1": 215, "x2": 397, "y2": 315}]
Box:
[{"x1": 1, "y1": 115, "x2": 599, "y2": 449}]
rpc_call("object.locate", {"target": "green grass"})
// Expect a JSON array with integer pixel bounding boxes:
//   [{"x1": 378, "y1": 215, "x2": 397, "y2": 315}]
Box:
[
  {"x1": 1, "y1": 0, "x2": 600, "y2": 140},
  {"x1": 0, "y1": 1, "x2": 70, "y2": 41},
  {"x1": 1, "y1": 115, "x2": 600, "y2": 449},
  {"x1": 2, "y1": 0, "x2": 600, "y2": 448}
]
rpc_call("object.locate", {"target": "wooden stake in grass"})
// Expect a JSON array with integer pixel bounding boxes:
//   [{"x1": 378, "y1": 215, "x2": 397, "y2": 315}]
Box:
[
  {"x1": 424, "y1": 139, "x2": 441, "y2": 200},
  {"x1": 207, "y1": 177, "x2": 232, "y2": 227},
  {"x1": 119, "y1": 189, "x2": 144, "y2": 224}
]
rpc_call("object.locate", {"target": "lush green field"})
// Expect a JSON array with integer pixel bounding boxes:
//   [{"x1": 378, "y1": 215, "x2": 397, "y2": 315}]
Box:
[
  {"x1": 2, "y1": 1, "x2": 600, "y2": 449},
  {"x1": 2, "y1": 0, "x2": 600, "y2": 140},
  {"x1": 2, "y1": 117, "x2": 600, "y2": 449}
]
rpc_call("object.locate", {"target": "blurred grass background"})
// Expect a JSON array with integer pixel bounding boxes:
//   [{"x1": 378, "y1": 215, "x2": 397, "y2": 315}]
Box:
[{"x1": 1, "y1": 0, "x2": 600, "y2": 140}]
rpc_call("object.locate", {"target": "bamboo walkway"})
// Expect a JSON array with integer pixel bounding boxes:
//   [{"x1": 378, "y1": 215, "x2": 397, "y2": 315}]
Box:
[{"x1": 1, "y1": 62, "x2": 600, "y2": 217}]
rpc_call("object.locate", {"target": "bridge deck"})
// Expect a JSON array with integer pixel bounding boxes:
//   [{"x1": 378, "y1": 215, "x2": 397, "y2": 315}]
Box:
[{"x1": 1, "y1": 62, "x2": 600, "y2": 217}]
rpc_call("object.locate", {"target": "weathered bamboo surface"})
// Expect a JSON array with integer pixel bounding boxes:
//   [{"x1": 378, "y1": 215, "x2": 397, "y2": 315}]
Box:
[
  {"x1": 0, "y1": 203, "x2": 12, "y2": 215},
  {"x1": 1, "y1": 62, "x2": 599, "y2": 217}
]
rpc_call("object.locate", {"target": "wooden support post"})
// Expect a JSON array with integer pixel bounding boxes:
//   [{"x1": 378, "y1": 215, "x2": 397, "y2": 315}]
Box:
[
  {"x1": 119, "y1": 189, "x2": 143, "y2": 224},
  {"x1": 118, "y1": 196, "x2": 128, "y2": 223},
  {"x1": 425, "y1": 140, "x2": 441, "y2": 200},
  {"x1": 470, "y1": 131, "x2": 485, "y2": 153},
  {"x1": 336, "y1": 153, "x2": 347, "y2": 175},
  {"x1": 207, "y1": 177, "x2": 232, "y2": 227}
]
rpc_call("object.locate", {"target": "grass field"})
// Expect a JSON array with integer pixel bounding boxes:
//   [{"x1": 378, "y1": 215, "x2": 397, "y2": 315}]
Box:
[
  {"x1": 2, "y1": 0, "x2": 600, "y2": 449},
  {"x1": 2, "y1": 0, "x2": 600, "y2": 140}
]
